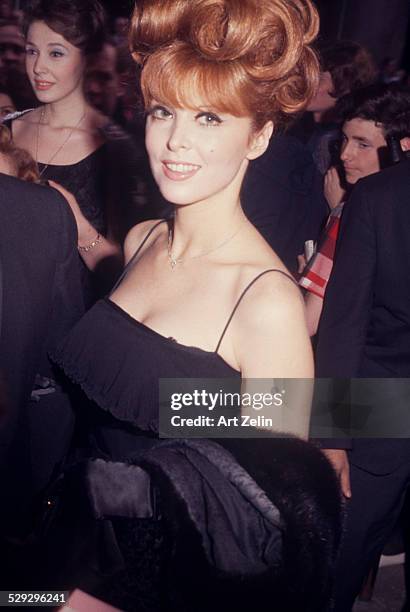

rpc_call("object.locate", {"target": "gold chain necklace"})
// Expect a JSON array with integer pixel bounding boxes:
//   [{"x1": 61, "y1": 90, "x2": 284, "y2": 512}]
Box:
[
  {"x1": 36, "y1": 105, "x2": 86, "y2": 178},
  {"x1": 167, "y1": 223, "x2": 242, "y2": 270}
]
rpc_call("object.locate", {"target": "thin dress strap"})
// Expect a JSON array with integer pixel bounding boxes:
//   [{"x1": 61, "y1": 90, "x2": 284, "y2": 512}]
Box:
[
  {"x1": 215, "y1": 269, "x2": 297, "y2": 354},
  {"x1": 109, "y1": 220, "x2": 166, "y2": 295}
]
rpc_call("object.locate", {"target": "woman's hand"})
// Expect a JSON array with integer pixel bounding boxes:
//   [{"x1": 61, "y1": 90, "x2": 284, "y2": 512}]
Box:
[
  {"x1": 48, "y1": 180, "x2": 122, "y2": 274},
  {"x1": 324, "y1": 167, "x2": 345, "y2": 210}
]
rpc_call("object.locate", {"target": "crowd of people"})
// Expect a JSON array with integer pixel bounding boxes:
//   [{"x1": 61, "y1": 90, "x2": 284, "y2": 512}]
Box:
[{"x1": 0, "y1": 0, "x2": 409, "y2": 610}]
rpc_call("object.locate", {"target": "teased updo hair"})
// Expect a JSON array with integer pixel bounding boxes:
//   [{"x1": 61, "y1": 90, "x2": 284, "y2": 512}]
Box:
[
  {"x1": 23, "y1": 0, "x2": 106, "y2": 56},
  {"x1": 129, "y1": 0, "x2": 320, "y2": 131}
]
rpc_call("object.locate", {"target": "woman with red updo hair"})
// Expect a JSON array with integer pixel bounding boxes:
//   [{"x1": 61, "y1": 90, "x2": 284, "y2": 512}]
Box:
[{"x1": 50, "y1": 1, "x2": 341, "y2": 610}]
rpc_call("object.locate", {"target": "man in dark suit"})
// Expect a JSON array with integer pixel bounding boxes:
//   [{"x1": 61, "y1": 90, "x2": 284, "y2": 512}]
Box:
[
  {"x1": 0, "y1": 174, "x2": 84, "y2": 538},
  {"x1": 315, "y1": 100, "x2": 410, "y2": 609}
]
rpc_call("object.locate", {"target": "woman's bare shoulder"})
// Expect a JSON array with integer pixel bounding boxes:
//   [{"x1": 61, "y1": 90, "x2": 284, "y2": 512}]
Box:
[
  {"x1": 232, "y1": 268, "x2": 312, "y2": 378},
  {"x1": 244, "y1": 267, "x2": 301, "y2": 313},
  {"x1": 228, "y1": 224, "x2": 299, "y2": 320},
  {"x1": 232, "y1": 265, "x2": 304, "y2": 340},
  {"x1": 124, "y1": 219, "x2": 167, "y2": 263}
]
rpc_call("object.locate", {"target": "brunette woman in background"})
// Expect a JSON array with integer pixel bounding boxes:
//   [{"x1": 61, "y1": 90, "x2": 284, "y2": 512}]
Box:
[{"x1": 6, "y1": 0, "x2": 143, "y2": 292}]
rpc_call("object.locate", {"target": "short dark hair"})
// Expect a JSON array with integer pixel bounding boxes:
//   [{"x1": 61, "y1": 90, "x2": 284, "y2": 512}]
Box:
[
  {"x1": 319, "y1": 40, "x2": 377, "y2": 99},
  {"x1": 23, "y1": 0, "x2": 106, "y2": 55},
  {"x1": 339, "y1": 84, "x2": 410, "y2": 140}
]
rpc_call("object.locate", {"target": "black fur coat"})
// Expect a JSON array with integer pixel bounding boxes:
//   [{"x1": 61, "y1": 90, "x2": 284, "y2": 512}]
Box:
[{"x1": 46, "y1": 436, "x2": 342, "y2": 612}]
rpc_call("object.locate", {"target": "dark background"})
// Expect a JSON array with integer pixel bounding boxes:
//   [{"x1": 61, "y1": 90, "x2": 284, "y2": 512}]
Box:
[
  {"x1": 314, "y1": 0, "x2": 410, "y2": 68},
  {"x1": 101, "y1": 0, "x2": 410, "y2": 72},
  {"x1": 101, "y1": 0, "x2": 133, "y2": 17}
]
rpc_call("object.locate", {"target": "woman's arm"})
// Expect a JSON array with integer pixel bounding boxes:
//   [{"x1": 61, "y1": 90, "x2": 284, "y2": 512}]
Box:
[
  {"x1": 305, "y1": 290, "x2": 324, "y2": 337},
  {"x1": 298, "y1": 254, "x2": 324, "y2": 337},
  {"x1": 234, "y1": 274, "x2": 313, "y2": 439},
  {"x1": 48, "y1": 180, "x2": 122, "y2": 271}
]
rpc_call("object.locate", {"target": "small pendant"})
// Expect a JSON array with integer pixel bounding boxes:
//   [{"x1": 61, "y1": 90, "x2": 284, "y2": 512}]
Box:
[{"x1": 170, "y1": 257, "x2": 178, "y2": 270}]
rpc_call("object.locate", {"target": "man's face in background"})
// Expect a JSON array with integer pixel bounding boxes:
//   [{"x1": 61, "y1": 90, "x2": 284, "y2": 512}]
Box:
[
  {"x1": 85, "y1": 43, "x2": 119, "y2": 117},
  {"x1": 0, "y1": 24, "x2": 25, "y2": 72},
  {"x1": 340, "y1": 118, "x2": 386, "y2": 184}
]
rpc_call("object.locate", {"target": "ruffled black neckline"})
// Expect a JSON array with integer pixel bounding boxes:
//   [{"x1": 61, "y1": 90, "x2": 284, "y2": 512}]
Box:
[{"x1": 104, "y1": 297, "x2": 240, "y2": 374}]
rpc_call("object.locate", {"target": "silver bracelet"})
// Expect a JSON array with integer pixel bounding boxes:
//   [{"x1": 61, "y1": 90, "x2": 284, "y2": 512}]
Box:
[{"x1": 78, "y1": 233, "x2": 103, "y2": 253}]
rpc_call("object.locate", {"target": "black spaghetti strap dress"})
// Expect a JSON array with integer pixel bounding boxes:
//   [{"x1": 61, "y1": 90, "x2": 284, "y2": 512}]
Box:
[
  {"x1": 51, "y1": 220, "x2": 299, "y2": 458},
  {"x1": 49, "y1": 222, "x2": 342, "y2": 612},
  {"x1": 52, "y1": 220, "x2": 243, "y2": 459}
]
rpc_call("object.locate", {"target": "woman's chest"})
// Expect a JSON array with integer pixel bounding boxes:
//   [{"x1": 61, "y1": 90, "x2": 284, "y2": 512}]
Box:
[
  {"x1": 110, "y1": 264, "x2": 241, "y2": 353},
  {"x1": 12, "y1": 119, "x2": 104, "y2": 165}
]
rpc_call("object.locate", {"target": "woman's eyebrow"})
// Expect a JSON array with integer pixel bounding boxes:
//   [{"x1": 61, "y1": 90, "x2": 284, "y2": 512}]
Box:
[
  {"x1": 47, "y1": 42, "x2": 68, "y2": 48},
  {"x1": 25, "y1": 41, "x2": 68, "y2": 49},
  {"x1": 352, "y1": 136, "x2": 372, "y2": 144}
]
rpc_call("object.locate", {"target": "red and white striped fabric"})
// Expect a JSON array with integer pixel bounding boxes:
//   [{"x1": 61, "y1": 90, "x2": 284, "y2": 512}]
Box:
[{"x1": 299, "y1": 203, "x2": 345, "y2": 299}]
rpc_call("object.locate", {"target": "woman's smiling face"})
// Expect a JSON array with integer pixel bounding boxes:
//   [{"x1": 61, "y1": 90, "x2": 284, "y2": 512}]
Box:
[
  {"x1": 145, "y1": 98, "x2": 269, "y2": 207},
  {"x1": 25, "y1": 20, "x2": 85, "y2": 104}
]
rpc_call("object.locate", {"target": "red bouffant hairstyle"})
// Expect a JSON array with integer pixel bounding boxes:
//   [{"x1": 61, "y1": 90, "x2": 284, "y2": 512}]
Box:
[{"x1": 129, "y1": 0, "x2": 320, "y2": 131}]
